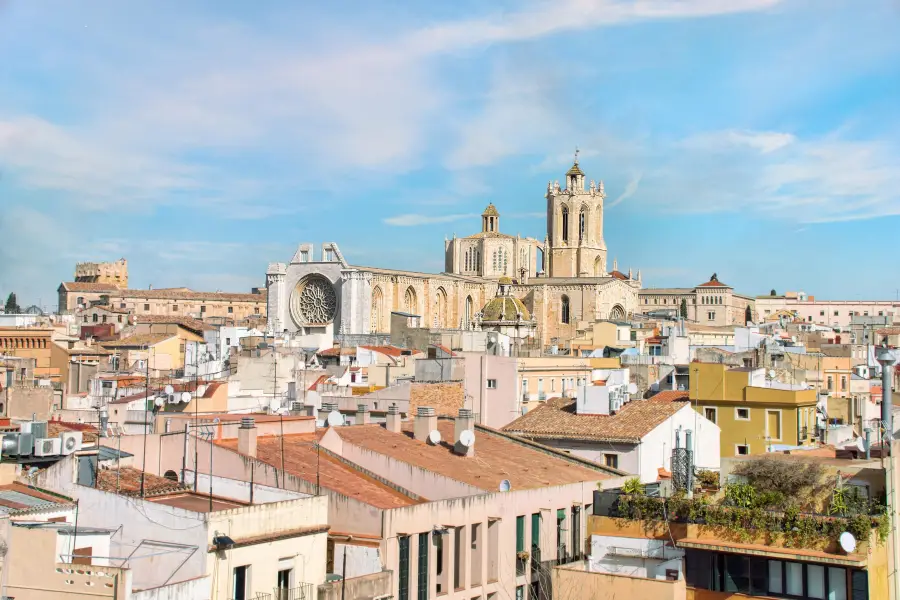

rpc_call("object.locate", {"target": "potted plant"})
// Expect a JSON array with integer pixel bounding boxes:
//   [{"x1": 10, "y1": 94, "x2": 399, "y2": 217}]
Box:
[{"x1": 516, "y1": 550, "x2": 530, "y2": 561}]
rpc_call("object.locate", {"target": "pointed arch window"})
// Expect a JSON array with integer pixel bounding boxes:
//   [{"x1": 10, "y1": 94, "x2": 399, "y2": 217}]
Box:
[
  {"x1": 561, "y1": 206, "x2": 569, "y2": 243},
  {"x1": 561, "y1": 295, "x2": 570, "y2": 324},
  {"x1": 579, "y1": 209, "x2": 586, "y2": 242}
]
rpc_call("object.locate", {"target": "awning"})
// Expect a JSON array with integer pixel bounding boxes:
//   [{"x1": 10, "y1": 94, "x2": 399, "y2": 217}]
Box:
[{"x1": 677, "y1": 538, "x2": 866, "y2": 568}]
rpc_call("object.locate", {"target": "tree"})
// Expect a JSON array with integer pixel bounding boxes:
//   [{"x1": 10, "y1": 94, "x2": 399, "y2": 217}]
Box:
[
  {"x1": 679, "y1": 298, "x2": 688, "y2": 319},
  {"x1": 3, "y1": 293, "x2": 20, "y2": 314},
  {"x1": 770, "y1": 289, "x2": 777, "y2": 296},
  {"x1": 745, "y1": 305, "x2": 752, "y2": 324}
]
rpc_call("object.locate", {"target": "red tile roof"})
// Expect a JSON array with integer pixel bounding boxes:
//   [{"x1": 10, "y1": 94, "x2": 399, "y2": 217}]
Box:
[
  {"x1": 335, "y1": 420, "x2": 615, "y2": 491},
  {"x1": 409, "y1": 383, "x2": 464, "y2": 417},
  {"x1": 697, "y1": 278, "x2": 730, "y2": 288},
  {"x1": 217, "y1": 433, "x2": 420, "y2": 509},
  {"x1": 318, "y1": 347, "x2": 357, "y2": 357},
  {"x1": 502, "y1": 391, "x2": 690, "y2": 443},
  {"x1": 358, "y1": 345, "x2": 417, "y2": 358},
  {"x1": 610, "y1": 270, "x2": 629, "y2": 281},
  {"x1": 48, "y1": 421, "x2": 99, "y2": 443},
  {"x1": 96, "y1": 467, "x2": 186, "y2": 496},
  {"x1": 59, "y1": 282, "x2": 122, "y2": 293}
]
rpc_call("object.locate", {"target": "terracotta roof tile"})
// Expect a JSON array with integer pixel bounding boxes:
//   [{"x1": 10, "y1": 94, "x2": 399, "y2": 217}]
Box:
[
  {"x1": 48, "y1": 421, "x2": 99, "y2": 443},
  {"x1": 96, "y1": 467, "x2": 186, "y2": 496},
  {"x1": 358, "y1": 345, "x2": 414, "y2": 358},
  {"x1": 335, "y1": 421, "x2": 614, "y2": 491},
  {"x1": 502, "y1": 391, "x2": 690, "y2": 443},
  {"x1": 99, "y1": 333, "x2": 175, "y2": 348},
  {"x1": 217, "y1": 433, "x2": 420, "y2": 509},
  {"x1": 610, "y1": 270, "x2": 629, "y2": 281},
  {"x1": 115, "y1": 289, "x2": 266, "y2": 302},
  {"x1": 134, "y1": 315, "x2": 215, "y2": 333},
  {"x1": 60, "y1": 282, "x2": 122, "y2": 292},
  {"x1": 409, "y1": 383, "x2": 464, "y2": 417},
  {"x1": 318, "y1": 347, "x2": 357, "y2": 357}
]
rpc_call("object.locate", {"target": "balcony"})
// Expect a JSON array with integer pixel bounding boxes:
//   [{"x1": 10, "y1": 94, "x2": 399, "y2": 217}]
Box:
[
  {"x1": 273, "y1": 583, "x2": 314, "y2": 600},
  {"x1": 538, "y1": 392, "x2": 547, "y2": 401}
]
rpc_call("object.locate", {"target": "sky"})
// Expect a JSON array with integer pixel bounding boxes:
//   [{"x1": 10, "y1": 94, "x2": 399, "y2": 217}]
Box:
[{"x1": 1, "y1": 0, "x2": 900, "y2": 310}]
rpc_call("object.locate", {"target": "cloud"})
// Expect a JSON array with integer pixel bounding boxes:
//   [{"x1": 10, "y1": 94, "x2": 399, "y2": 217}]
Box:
[
  {"x1": 383, "y1": 213, "x2": 477, "y2": 226},
  {"x1": 682, "y1": 129, "x2": 796, "y2": 154},
  {"x1": 607, "y1": 172, "x2": 642, "y2": 208}
]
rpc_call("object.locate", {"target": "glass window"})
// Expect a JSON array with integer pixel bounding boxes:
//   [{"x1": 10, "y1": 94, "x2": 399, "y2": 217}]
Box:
[
  {"x1": 604, "y1": 454, "x2": 618, "y2": 469},
  {"x1": 829, "y1": 567, "x2": 847, "y2": 600},
  {"x1": 724, "y1": 554, "x2": 748, "y2": 593},
  {"x1": 768, "y1": 560, "x2": 783, "y2": 595},
  {"x1": 807, "y1": 563, "x2": 825, "y2": 599},
  {"x1": 786, "y1": 562, "x2": 803, "y2": 596},
  {"x1": 851, "y1": 569, "x2": 869, "y2": 599}
]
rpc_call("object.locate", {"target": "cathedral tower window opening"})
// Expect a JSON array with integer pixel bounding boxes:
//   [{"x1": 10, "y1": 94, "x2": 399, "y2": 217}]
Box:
[
  {"x1": 561, "y1": 206, "x2": 569, "y2": 243},
  {"x1": 561, "y1": 295, "x2": 571, "y2": 324},
  {"x1": 404, "y1": 287, "x2": 417, "y2": 314},
  {"x1": 579, "y1": 209, "x2": 586, "y2": 243}
]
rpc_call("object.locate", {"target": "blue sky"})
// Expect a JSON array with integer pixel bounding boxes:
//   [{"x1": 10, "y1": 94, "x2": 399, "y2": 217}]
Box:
[{"x1": 2, "y1": 0, "x2": 900, "y2": 309}]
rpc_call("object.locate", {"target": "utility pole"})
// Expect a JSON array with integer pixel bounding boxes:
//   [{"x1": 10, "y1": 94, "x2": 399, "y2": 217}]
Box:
[
  {"x1": 876, "y1": 346, "x2": 899, "y2": 600},
  {"x1": 141, "y1": 345, "x2": 150, "y2": 497}
]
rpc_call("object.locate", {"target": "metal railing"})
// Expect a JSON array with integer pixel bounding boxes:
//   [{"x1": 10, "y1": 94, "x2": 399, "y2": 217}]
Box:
[
  {"x1": 538, "y1": 392, "x2": 547, "y2": 401},
  {"x1": 274, "y1": 583, "x2": 315, "y2": 600}
]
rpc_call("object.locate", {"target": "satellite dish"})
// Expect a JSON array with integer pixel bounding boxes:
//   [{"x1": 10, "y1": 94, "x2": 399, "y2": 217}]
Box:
[
  {"x1": 459, "y1": 429, "x2": 475, "y2": 448},
  {"x1": 839, "y1": 531, "x2": 857, "y2": 553},
  {"x1": 154, "y1": 396, "x2": 165, "y2": 407},
  {"x1": 628, "y1": 383, "x2": 638, "y2": 394},
  {"x1": 197, "y1": 385, "x2": 207, "y2": 397},
  {"x1": 164, "y1": 385, "x2": 174, "y2": 395},
  {"x1": 854, "y1": 437, "x2": 866, "y2": 453},
  {"x1": 180, "y1": 391, "x2": 192, "y2": 403},
  {"x1": 768, "y1": 369, "x2": 776, "y2": 379},
  {"x1": 499, "y1": 479, "x2": 511, "y2": 492},
  {"x1": 327, "y1": 411, "x2": 344, "y2": 427},
  {"x1": 428, "y1": 430, "x2": 442, "y2": 445}
]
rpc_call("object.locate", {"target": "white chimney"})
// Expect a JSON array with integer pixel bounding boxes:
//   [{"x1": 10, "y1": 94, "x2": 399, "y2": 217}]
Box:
[
  {"x1": 386, "y1": 403, "x2": 401, "y2": 433},
  {"x1": 414, "y1": 406, "x2": 437, "y2": 442},
  {"x1": 238, "y1": 416, "x2": 257, "y2": 458},
  {"x1": 454, "y1": 408, "x2": 475, "y2": 457},
  {"x1": 357, "y1": 403, "x2": 371, "y2": 425}
]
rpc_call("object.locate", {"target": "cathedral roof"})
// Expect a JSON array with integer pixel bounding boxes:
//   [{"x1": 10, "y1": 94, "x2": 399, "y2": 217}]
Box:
[
  {"x1": 566, "y1": 161, "x2": 584, "y2": 177},
  {"x1": 482, "y1": 203, "x2": 500, "y2": 217},
  {"x1": 463, "y1": 231, "x2": 515, "y2": 240},
  {"x1": 481, "y1": 296, "x2": 531, "y2": 322}
]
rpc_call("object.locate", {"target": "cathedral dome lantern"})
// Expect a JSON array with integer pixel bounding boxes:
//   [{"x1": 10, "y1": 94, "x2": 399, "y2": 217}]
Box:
[
  {"x1": 482, "y1": 203, "x2": 500, "y2": 233},
  {"x1": 565, "y1": 150, "x2": 585, "y2": 192}
]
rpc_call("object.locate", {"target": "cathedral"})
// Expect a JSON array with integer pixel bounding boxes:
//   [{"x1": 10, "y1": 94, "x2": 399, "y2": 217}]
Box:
[{"x1": 265, "y1": 156, "x2": 641, "y2": 349}]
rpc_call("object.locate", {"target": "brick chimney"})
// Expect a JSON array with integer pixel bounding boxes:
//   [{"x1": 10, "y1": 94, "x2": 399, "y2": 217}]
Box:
[
  {"x1": 414, "y1": 406, "x2": 437, "y2": 442},
  {"x1": 356, "y1": 403, "x2": 370, "y2": 425},
  {"x1": 238, "y1": 416, "x2": 257, "y2": 458},
  {"x1": 386, "y1": 403, "x2": 401, "y2": 433},
  {"x1": 454, "y1": 408, "x2": 475, "y2": 457}
]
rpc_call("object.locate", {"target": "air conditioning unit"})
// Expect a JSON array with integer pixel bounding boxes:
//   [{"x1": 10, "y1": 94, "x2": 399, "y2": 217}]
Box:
[
  {"x1": 59, "y1": 431, "x2": 83, "y2": 455},
  {"x1": 291, "y1": 401, "x2": 304, "y2": 412},
  {"x1": 34, "y1": 437, "x2": 61, "y2": 457}
]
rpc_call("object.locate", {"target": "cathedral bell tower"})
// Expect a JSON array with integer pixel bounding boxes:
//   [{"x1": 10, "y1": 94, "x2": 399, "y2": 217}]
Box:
[{"x1": 545, "y1": 149, "x2": 607, "y2": 278}]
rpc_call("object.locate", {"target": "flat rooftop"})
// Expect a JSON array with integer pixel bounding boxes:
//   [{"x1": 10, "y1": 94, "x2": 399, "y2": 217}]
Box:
[{"x1": 146, "y1": 492, "x2": 247, "y2": 513}]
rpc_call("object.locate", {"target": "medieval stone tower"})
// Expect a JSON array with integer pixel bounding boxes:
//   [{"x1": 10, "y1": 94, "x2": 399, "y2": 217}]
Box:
[{"x1": 545, "y1": 152, "x2": 608, "y2": 278}]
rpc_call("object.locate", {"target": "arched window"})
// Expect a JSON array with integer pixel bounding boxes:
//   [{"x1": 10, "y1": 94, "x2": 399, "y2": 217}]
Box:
[
  {"x1": 561, "y1": 295, "x2": 570, "y2": 324},
  {"x1": 404, "y1": 287, "x2": 417, "y2": 314},
  {"x1": 465, "y1": 296, "x2": 474, "y2": 329},
  {"x1": 372, "y1": 286, "x2": 384, "y2": 332},
  {"x1": 561, "y1": 206, "x2": 569, "y2": 243},
  {"x1": 579, "y1": 208, "x2": 586, "y2": 242},
  {"x1": 434, "y1": 288, "x2": 448, "y2": 328},
  {"x1": 163, "y1": 470, "x2": 179, "y2": 482}
]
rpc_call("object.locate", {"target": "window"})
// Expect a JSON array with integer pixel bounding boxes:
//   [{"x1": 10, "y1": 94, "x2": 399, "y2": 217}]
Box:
[
  {"x1": 579, "y1": 210, "x2": 585, "y2": 242},
  {"x1": 704, "y1": 407, "x2": 717, "y2": 424},
  {"x1": 486, "y1": 379, "x2": 497, "y2": 389},
  {"x1": 834, "y1": 310, "x2": 839, "y2": 316},
  {"x1": 120, "y1": 302, "x2": 126, "y2": 309},
  {"x1": 92, "y1": 314, "x2": 98, "y2": 323},
  {"x1": 551, "y1": 379, "x2": 555, "y2": 392},
  {"x1": 83, "y1": 315, "x2": 88, "y2": 322},
  {"x1": 736, "y1": 444, "x2": 749, "y2": 455},
  {"x1": 117, "y1": 315, "x2": 122, "y2": 323},
  {"x1": 300, "y1": 250, "x2": 309, "y2": 262},
  {"x1": 841, "y1": 376, "x2": 847, "y2": 392},
  {"x1": 707, "y1": 311, "x2": 716, "y2": 321},
  {"x1": 277, "y1": 567, "x2": 292, "y2": 592},
  {"x1": 736, "y1": 407, "x2": 750, "y2": 420},
  {"x1": 232, "y1": 565, "x2": 249, "y2": 600},
  {"x1": 144, "y1": 303, "x2": 150, "y2": 311},
  {"x1": 516, "y1": 515, "x2": 526, "y2": 574},
  {"x1": 516, "y1": 586, "x2": 524, "y2": 600},
  {"x1": 417, "y1": 532, "x2": 429, "y2": 600},
  {"x1": 603, "y1": 454, "x2": 618, "y2": 469},
  {"x1": 200, "y1": 305, "x2": 206, "y2": 313},
  {"x1": 325, "y1": 249, "x2": 334, "y2": 261},
  {"x1": 571, "y1": 506, "x2": 581, "y2": 560},
  {"x1": 561, "y1": 206, "x2": 569, "y2": 243},
  {"x1": 228, "y1": 306, "x2": 233, "y2": 313},
  {"x1": 561, "y1": 295, "x2": 570, "y2": 324},
  {"x1": 820, "y1": 310, "x2": 825, "y2": 316},
  {"x1": 172, "y1": 304, "x2": 178, "y2": 311},
  {"x1": 254, "y1": 307, "x2": 260, "y2": 314},
  {"x1": 827, "y1": 376, "x2": 833, "y2": 391},
  {"x1": 398, "y1": 536, "x2": 410, "y2": 600}
]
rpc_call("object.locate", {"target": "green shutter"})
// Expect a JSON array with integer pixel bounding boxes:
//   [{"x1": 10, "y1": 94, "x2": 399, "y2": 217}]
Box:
[
  {"x1": 557, "y1": 509, "x2": 566, "y2": 520},
  {"x1": 516, "y1": 515, "x2": 525, "y2": 552},
  {"x1": 531, "y1": 513, "x2": 540, "y2": 547}
]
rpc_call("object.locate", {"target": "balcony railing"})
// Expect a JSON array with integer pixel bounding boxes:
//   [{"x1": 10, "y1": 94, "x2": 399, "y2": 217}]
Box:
[
  {"x1": 274, "y1": 583, "x2": 315, "y2": 600},
  {"x1": 538, "y1": 392, "x2": 547, "y2": 401}
]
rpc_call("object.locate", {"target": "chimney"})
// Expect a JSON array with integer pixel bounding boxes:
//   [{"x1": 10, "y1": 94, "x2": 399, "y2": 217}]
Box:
[
  {"x1": 357, "y1": 403, "x2": 370, "y2": 425},
  {"x1": 386, "y1": 403, "x2": 401, "y2": 433},
  {"x1": 238, "y1": 416, "x2": 257, "y2": 458},
  {"x1": 414, "y1": 406, "x2": 437, "y2": 442},
  {"x1": 319, "y1": 402, "x2": 337, "y2": 421},
  {"x1": 305, "y1": 404, "x2": 316, "y2": 418},
  {"x1": 454, "y1": 408, "x2": 475, "y2": 457}
]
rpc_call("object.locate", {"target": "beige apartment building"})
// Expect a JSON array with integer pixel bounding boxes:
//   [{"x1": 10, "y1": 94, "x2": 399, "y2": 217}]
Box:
[
  {"x1": 638, "y1": 273, "x2": 755, "y2": 326},
  {"x1": 58, "y1": 282, "x2": 266, "y2": 321},
  {"x1": 756, "y1": 290, "x2": 900, "y2": 329}
]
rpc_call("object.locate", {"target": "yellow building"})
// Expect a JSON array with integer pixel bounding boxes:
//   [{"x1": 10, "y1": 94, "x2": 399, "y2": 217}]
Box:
[
  {"x1": 100, "y1": 333, "x2": 187, "y2": 375},
  {"x1": 570, "y1": 320, "x2": 634, "y2": 355},
  {"x1": 689, "y1": 362, "x2": 818, "y2": 457},
  {"x1": 0, "y1": 328, "x2": 59, "y2": 382}
]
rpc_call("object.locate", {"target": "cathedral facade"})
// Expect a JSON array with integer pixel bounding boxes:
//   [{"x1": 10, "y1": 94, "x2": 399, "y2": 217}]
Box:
[{"x1": 266, "y1": 158, "x2": 640, "y2": 349}]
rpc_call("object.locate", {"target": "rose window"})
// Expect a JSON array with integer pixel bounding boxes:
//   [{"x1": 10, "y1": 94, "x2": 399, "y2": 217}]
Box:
[{"x1": 290, "y1": 276, "x2": 337, "y2": 326}]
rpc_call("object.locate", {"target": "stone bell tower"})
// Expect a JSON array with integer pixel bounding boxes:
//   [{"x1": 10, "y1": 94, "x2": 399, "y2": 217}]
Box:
[{"x1": 545, "y1": 149, "x2": 607, "y2": 278}]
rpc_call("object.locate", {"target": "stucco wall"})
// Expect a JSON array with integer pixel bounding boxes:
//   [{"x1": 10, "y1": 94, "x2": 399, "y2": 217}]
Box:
[{"x1": 552, "y1": 562, "x2": 686, "y2": 600}]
